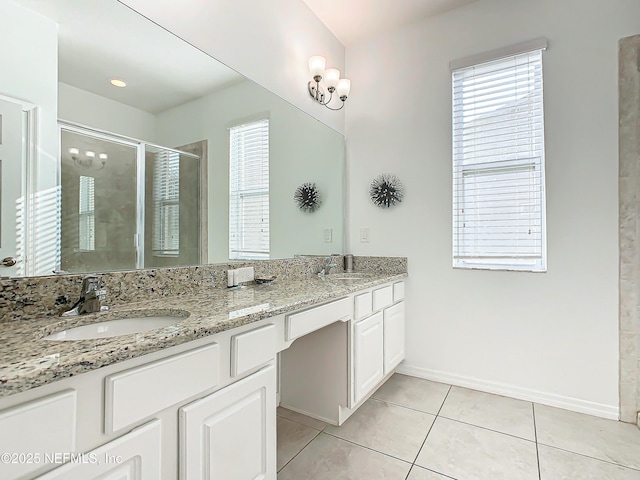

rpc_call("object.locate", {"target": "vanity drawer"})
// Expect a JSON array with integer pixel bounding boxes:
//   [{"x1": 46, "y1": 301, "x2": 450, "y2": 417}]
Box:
[
  {"x1": 373, "y1": 285, "x2": 394, "y2": 311},
  {"x1": 393, "y1": 281, "x2": 405, "y2": 302},
  {"x1": 354, "y1": 292, "x2": 373, "y2": 320},
  {"x1": 286, "y1": 297, "x2": 351, "y2": 340},
  {"x1": 0, "y1": 390, "x2": 76, "y2": 480},
  {"x1": 231, "y1": 324, "x2": 277, "y2": 377},
  {"x1": 104, "y1": 344, "x2": 219, "y2": 433}
]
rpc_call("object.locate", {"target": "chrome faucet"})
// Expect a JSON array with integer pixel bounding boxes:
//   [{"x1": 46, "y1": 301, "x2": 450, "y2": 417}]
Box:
[
  {"x1": 61, "y1": 275, "x2": 109, "y2": 316},
  {"x1": 318, "y1": 256, "x2": 339, "y2": 277}
]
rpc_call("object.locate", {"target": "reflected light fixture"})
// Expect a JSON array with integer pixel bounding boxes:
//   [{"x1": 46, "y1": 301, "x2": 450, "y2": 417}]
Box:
[
  {"x1": 307, "y1": 56, "x2": 350, "y2": 111},
  {"x1": 68, "y1": 147, "x2": 107, "y2": 170},
  {"x1": 110, "y1": 78, "x2": 127, "y2": 88}
]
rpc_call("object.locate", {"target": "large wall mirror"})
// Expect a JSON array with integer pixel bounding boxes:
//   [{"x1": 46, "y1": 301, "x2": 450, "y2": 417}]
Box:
[{"x1": 0, "y1": 0, "x2": 344, "y2": 278}]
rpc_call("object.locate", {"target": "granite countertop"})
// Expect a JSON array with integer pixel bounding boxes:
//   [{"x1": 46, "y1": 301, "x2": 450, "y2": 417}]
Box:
[{"x1": 0, "y1": 272, "x2": 406, "y2": 398}]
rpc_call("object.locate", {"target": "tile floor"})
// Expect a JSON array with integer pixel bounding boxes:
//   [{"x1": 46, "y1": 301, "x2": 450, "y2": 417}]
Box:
[{"x1": 276, "y1": 374, "x2": 640, "y2": 480}]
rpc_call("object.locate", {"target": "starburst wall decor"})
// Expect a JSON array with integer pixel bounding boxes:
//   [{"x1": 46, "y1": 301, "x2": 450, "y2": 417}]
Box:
[
  {"x1": 369, "y1": 174, "x2": 404, "y2": 208},
  {"x1": 294, "y1": 182, "x2": 322, "y2": 212}
]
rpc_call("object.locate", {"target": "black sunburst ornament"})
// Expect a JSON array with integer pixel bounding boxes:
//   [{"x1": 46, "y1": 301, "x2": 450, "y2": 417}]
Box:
[
  {"x1": 369, "y1": 174, "x2": 404, "y2": 208},
  {"x1": 294, "y1": 182, "x2": 322, "y2": 212}
]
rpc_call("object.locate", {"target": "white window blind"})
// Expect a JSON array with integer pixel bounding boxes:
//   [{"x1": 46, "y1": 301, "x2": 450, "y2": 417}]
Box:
[
  {"x1": 452, "y1": 49, "x2": 546, "y2": 271},
  {"x1": 152, "y1": 149, "x2": 180, "y2": 256},
  {"x1": 78, "y1": 175, "x2": 95, "y2": 251},
  {"x1": 229, "y1": 119, "x2": 269, "y2": 260}
]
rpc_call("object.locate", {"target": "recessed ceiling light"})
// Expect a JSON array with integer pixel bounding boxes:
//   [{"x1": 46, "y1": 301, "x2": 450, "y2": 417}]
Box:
[{"x1": 110, "y1": 78, "x2": 127, "y2": 88}]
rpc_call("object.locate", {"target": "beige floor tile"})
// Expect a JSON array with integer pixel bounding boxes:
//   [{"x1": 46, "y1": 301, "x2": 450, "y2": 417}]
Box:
[
  {"x1": 439, "y1": 386, "x2": 535, "y2": 440},
  {"x1": 277, "y1": 432, "x2": 411, "y2": 480},
  {"x1": 415, "y1": 417, "x2": 539, "y2": 480},
  {"x1": 277, "y1": 406, "x2": 328, "y2": 431},
  {"x1": 407, "y1": 465, "x2": 453, "y2": 479},
  {"x1": 535, "y1": 404, "x2": 640, "y2": 470},
  {"x1": 538, "y1": 444, "x2": 640, "y2": 480},
  {"x1": 324, "y1": 398, "x2": 435, "y2": 461},
  {"x1": 372, "y1": 374, "x2": 451, "y2": 414},
  {"x1": 277, "y1": 416, "x2": 321, "y2": 471}
]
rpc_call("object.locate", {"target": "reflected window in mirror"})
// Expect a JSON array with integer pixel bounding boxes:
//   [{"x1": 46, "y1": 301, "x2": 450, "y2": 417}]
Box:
[
  {"x1": 78, "y1": 176, "x2": 95, "y2": 251},
  {"x1": 229, "y1": 119, "x2": 270, "y2": 260},
  {"x1": 152, "y1": 150, "x2": 180, "y2": 257}
]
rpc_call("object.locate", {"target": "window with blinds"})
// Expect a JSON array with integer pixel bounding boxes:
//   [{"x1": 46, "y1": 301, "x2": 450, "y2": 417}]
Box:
[
  {"x1": 152, "y1": 149, "x2": 180, "y2": 256},
  {"x1": 452, "y1": 48, "x2": 546, "y2": 271},
  {"x1": 78, "y1": 175, "x2": 95, "y2": 251},
  {"x1": 229, "y1": 119, "x2": 269, "y2": 260}
]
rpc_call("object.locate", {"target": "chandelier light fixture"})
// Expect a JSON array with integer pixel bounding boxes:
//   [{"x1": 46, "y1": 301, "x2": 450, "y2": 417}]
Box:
[
  {"x1": 307, "y1": 56, "x2": 351, "y2": 111},
  {"x1": 68, "y1": 147, "x2": 107, "y2": 170}
]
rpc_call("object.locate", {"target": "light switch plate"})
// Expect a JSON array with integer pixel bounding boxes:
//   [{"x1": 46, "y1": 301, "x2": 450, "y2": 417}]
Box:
[
  {"x1": 360, "y1": 228, "x2": 370, "y2": 243},
  {"x1": 235, "y1": 266, "x2": 255, "y2": 284},
  {"x1": 324, "y1": 228, "x2": 333, "y2": 243}
]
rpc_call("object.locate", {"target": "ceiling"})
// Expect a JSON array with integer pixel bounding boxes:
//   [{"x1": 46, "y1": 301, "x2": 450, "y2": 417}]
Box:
[
  {"x1": 16, "y1": 0, "x2": 243, "y2": 114},
  {"x1": 12, "y1": 0, "x2": 479, "y2": 113},
  {"x1": 302, "y1": 0, "x2": 479, "y2": 45}
]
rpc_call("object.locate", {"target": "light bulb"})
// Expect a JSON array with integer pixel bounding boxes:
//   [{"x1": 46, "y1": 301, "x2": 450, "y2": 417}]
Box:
[
  {"x1": 336, "y1": 79, "x2": 351, "y2": 100},
  {"x1": 324, "y1": 69, "x2": 340, "y2": 92},
  {"x1": 85, "y1": 151, "x2": 95, "y2": 158},
  {"x1": 68, "y1": 147, "x2": 79, "y2": 155},
  {"x1": 308, "y1": 56, "x2": 326, "y2": 81}
]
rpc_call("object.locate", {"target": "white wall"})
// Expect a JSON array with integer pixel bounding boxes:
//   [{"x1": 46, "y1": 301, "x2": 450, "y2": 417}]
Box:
[
  {"x1": 0, "y1": 0, "x2": 58, "y2": 192},
  {"x1": 119, "y1": 0, "x2": 346, "y2": 135},
  {"x1": 58, "y1": 83, "x2": 157, "y2": 142},
  {"x1": 155, "y1": 80, "x2": 344, "y2": 263},
  {"x1": 345, "y1": 0, "x2": 640, "y2": 418}
]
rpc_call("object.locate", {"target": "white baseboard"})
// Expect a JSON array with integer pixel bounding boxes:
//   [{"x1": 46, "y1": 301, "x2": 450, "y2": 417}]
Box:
[{"x1": 396, "y1": 363, "x2": 619, "y2": 420}]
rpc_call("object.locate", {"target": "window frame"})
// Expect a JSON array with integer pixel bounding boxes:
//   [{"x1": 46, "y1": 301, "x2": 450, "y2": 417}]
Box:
[
  {"x1": 451, "y1": 43, "x2": 547, "y2": 272},
  {"x1": 228, "y1": 118, "x2": 270, "y2": 261},
  {"x1": 78, "y1": 175, "x2": 95, "y2": 252},
  {"x1": 152, "y1": 149, "x2": 180, "y2": 257}
]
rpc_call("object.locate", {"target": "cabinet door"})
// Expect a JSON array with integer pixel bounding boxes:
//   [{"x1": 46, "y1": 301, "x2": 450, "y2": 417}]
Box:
[
  {"x1": 179, "y1": 363, "x2": 276, "y2": 480},
  {"x1": 36, "y1": 420, "x2": 161, "y2": 480},
  {"x1": 354, "y1": 312, "x2": 384, "y2": 403},
  {"x1": 383, "y1": 302, "x2": 405, "y2": 375}
]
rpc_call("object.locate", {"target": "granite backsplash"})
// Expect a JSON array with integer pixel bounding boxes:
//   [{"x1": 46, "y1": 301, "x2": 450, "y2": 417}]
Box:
[{"x1": 0, "y1": 256, "x2": 407, "y2": 323}]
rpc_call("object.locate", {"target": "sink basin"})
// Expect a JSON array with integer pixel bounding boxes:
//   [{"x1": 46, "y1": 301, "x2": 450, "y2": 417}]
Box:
[
  {"x1": 43, "y1": 316, "x2": 184, "y2": 341},
  {"x1": 325, "y1": 272, "x2": 372, "y2": 280}
]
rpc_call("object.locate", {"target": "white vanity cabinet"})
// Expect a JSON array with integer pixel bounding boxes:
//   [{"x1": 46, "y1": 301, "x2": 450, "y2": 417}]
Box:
[
  {"x1": 353, "y1": 282, "x2": 405, "y2": 403},
  {"x1": 179, "y1": 363, "x2": 276, "y2": 480},
  {"x1": 353, "y1": 311, "x2": 384, "y2": 403},
  {"x1": 0, "y1": 276, "x2": 405, "y2": 479},
  {"x1": 35, "y1": 420, "x2": 162, "y2": 480},
  {"x1": 383, "y1": 301, "x2": 405, "y2": 375},
  {"x1": 0, "y1": 319, "x2": 279, "y2": 480},
  {"x1": 280, "y1": 280, "x2": 406, "y2": 426}
]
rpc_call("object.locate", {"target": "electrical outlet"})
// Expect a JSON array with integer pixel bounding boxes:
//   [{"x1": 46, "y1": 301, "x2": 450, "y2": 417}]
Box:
[
  {"x1": 324, "y1": 228, "x2": 333, "y2": 243},
  {"x1": 360, "y1": 228, "x2": 370, "y2": 243}
]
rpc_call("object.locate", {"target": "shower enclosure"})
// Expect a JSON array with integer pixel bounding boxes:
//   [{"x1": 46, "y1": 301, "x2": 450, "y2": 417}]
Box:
[
  {"x1": 618, "y1": 34, "x2": 640, "y2": 424},
  {"x1": 59, "y1": 123, "x2": 201, "y2": 274}
]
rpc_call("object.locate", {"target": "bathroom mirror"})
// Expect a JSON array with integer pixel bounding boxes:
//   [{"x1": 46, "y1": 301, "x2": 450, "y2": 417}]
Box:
[{"x1": 0, "y1": 0, "x2": 344, "y2": 277}]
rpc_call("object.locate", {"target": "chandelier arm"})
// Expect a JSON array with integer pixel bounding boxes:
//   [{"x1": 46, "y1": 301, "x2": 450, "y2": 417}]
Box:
[{"x1": 323, "y1": 100, "x2": 345, "y2": 111}]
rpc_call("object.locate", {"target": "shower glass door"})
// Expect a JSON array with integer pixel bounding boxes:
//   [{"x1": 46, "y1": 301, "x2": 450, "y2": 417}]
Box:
[
  {"x1": 60, "y1": 126, "x2": 138, "y2": 273},
  {"x1": 59, "y1": 124, "x2": 201, "y2": 274}
]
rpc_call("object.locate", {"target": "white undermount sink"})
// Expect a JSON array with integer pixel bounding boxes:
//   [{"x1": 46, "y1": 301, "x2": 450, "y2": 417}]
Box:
[{"x1": 43, "y1": 315, "x2": 185, "y2": 341}]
